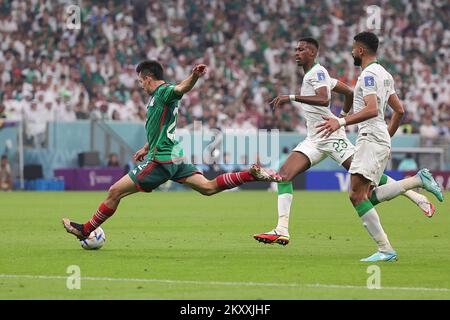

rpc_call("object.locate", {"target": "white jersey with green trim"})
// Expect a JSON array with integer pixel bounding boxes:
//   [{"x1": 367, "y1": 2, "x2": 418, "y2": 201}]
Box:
[
  {"x1": 353, "y1": 61, "x2": 395, "y2": 147},
  {"x1": 300, "y1": 63, "x2": 340, "y2": 140}
]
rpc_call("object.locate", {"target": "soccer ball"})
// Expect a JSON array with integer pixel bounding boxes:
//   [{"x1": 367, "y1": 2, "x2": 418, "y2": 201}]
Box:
[{"x1": 80, "y1": 227, "x2": 106, "y2": 250}]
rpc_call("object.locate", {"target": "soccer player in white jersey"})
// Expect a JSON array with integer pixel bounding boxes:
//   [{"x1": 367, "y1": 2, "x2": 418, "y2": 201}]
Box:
[
  {"x1": 317, "y1": 32, "x2": 443, "y2": 262},
  {"x1": 253, "y1": 37, "x2": 436, "y2": 248}
]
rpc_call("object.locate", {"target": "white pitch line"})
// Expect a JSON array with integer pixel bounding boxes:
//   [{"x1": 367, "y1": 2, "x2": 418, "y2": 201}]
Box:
[
  {"x1": 1, "y1": 274, "x2": 450, "y2": 292},
  {"x1": 306, "y1": 283, "x2": 450, "y2": 292}
]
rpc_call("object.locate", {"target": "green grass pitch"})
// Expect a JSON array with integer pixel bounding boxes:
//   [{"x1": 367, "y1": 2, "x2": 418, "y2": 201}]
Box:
[{"x1": 0, "y1": 190, "x2": 449, "y2": 299}]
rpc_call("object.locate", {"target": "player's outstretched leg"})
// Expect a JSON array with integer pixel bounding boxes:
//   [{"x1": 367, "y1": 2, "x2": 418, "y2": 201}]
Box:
[
  {"x1": 183, "y1": 164, "x2": 281, "y2": 196},
  {"x1": 342, "y1": 156, "x2": 436, "y2": 217},
  {"x1": 376, "y1": 174, "x2": 435, "y2": 217},
  {"x1": 62, "y1": 175, "x2": 139, "y2": 240},
  {"x1": 248, "y1": 164, "x2": 282, "y2": 182},
  {"x1": 370, "y1": 169, "x2": 443, "y2": 217}
]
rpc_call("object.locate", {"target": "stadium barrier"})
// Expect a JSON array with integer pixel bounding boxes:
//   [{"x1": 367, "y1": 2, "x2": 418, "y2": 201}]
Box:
[
  {"x1": 42, "y1": 169, "x2": 449, "y2": 192},
  {"x1": 54, "y1": 167, "x2": 125, "y2": 191},
  {"x1": 24, "y1": 179, "x2": 65, "y2": 191},
  {"x1": 2, "y1": 121, "x2": 448, "y2": 191}
]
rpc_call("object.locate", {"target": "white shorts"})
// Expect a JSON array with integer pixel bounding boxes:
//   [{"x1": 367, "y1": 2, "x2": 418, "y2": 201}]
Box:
[
  {"x1": 348, "y1": 137, "x2": 390, "y2": 186},
  {"x1": 293, "y1": 133, "x2": 355, "y2": 166}
]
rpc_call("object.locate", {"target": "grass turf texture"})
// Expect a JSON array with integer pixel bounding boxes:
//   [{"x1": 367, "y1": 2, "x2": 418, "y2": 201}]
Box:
[{"x1": 0, "y1": 191, "x2": 449, "y2": 300}]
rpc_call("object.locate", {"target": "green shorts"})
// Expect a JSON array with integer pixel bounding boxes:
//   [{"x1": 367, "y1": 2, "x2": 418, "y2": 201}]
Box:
[{"x1": 128, "y1": 159, "x2": 202, "y2": 192}]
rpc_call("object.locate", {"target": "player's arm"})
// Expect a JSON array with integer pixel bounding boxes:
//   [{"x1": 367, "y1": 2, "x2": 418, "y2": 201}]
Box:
[
  {"x1": 270, "y1": 87, "x2": 329, "y2": 109},
  {"x1": 316, "y1": 94, "x2": 378, "y2": 138},
  {"x1": 134, "y1": 142, "x2": 149, "y2": 162},
  {"x1": 332, "y1": 80, "x2": 353, "y2": 115},
  {"x1": 174, "y1": 64, "x2": 207, "y2": 95},
  {"x1": 386, "y1": 93, "x2": 405, "y2": 137},
  {"x1": 341, "y1": 94, "x2": 378, "y2": 126}
]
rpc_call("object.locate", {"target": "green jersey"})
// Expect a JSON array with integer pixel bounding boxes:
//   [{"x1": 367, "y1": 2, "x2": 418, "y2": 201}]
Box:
[{"x1": 145, "y1": 83, "x2": 184, "y2": 162}]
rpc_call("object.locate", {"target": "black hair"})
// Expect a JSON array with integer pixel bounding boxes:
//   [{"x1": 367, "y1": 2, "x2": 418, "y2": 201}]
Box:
[
  {"x1": 299, "y1": 37, "x2": 319, "y2": 50},
  {"x1": 135, "y1": 60, "x2": 164, "y2": 80},
  {"x1": 354, "y1": 32, "x2": 379, "y2": 54}
]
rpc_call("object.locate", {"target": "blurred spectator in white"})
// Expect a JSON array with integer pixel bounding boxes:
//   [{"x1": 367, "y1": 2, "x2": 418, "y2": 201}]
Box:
[
  {"x1": 123, "y1": 89, "x2": 144, "y2": 121},
  {"x1": 55, "y1": 94, "x2": 76, "y2": 122},
  {"x1": 105, "y1": 93, "x2": 121, "y2": 118},
  {"x1": 43, "y1": 99, "x2": 55, "y2": 123},
  {"x1": 24, "y1": 99, "x2": 48, "y2": 146},
  {"x1": 0, "y1": 61, "x2": 10, "y2": 84},
  {"x1": 3, "y1": 91, "x2": 23, "y2": 120},
  {"x1": 420, "y1": 116, "x2": 439, "y2": 139},
  {"x1": 119, "y1": 65, "x2": 136, "y2": 89}
]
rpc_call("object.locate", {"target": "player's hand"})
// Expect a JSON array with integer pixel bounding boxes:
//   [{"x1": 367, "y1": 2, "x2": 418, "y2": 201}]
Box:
[
  {"x1": 316, "y1": 116, "x2": 340, "y2": 138},
  {"x1": 192, "y1": 64, "x2": 207, "y2": 78},
  {"x1": 133, "y1": 147, "x2": 149, "y2": 162},
  {"x1": 269, "y1": 95, "x2": 290, "y2": 110}
]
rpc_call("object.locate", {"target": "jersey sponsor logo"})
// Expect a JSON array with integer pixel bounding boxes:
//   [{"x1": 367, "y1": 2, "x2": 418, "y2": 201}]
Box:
[
  {"x1": 364, "y1": 76, "x2": 375, "y2": 87},
  {"x1": 317, "y1": 72, "x2": 326, "y2": 81}
]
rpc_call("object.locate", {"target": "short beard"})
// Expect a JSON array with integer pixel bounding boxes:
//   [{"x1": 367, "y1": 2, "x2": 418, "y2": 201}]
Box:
[{"x1": 353, "y1": 56, "x2": 362, "y2": 66}]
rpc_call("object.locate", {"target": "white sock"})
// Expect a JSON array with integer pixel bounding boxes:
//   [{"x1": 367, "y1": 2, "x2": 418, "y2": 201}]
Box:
[
  {"x1": 276, "y1": 193, "x2": 292, "y2": 235},
  {"x1": 361, "y1": 208, "x2": 394, "y2": 253},
  {"x1": 399, "y1": 176, "x2": 423, "y2": 190},
  {"x1": 373, "y1": 176, "x2": 422, "y2": 202},
  {"x1": 373, "y1": 182, "x2": 406, "y2": 202},
  {"x1": 384, "y1": 176, "x2": 424, "y2": 204}
]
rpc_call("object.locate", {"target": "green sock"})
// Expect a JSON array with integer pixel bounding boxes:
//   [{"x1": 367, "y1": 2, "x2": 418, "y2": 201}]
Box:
[
  {"x1": 276, "y1": 181, "x2": 293, "y2": 234},
  {"x1": 278, "y1": 181, "x2": 293, "y2": 195},
  {"x1": 354, "y1": 200, "x2": 374, "y2": 217},
  {"x1": 378, "y1": 174, "x2": 388, "y2": 186},
  {"x1": 369, "y1": 191, "x2": 380, "y2": 206},
  {"x1": 369, "y1": 174, "x2": 388, "y2": 206}
]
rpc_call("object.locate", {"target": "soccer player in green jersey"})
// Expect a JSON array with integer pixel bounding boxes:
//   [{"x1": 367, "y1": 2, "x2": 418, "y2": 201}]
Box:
[{"x1": 63, "y1": 60, "x2": 281, "y2": 240}]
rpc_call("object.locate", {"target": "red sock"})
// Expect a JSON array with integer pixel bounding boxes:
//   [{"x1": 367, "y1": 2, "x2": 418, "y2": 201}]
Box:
[
  {"x1": 216, "y1": 172, "x2": 255, "y2": 190},
  {"x1": 83, "y1": 202, "x2": 116, "y2": 235}
]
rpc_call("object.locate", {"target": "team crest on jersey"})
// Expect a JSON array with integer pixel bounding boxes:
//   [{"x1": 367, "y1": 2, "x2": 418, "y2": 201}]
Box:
[
  {"x1": 364, "y1": 76, "x2": 375, "y2": 87},
  {"x1": 317, "y1": 72, "x2": 325, "y2": 81}
]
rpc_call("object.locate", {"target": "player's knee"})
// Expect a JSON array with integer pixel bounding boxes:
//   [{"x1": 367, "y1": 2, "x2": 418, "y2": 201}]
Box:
[
  {"x1": 279, "y1": 168, "x2": 292, "y2": 182},
  {"x1": 108, "y1": 184, "x2": 123, "y2": 201},
  {"x1": 202, "y1": 189, "x2": 214, "y2": 196},
  {"x1": 349, "y1": 190, "x2": 365, "y2": 206},
  {"x1": 200, "y1": 184, "x2": 216, "y2": 196}
]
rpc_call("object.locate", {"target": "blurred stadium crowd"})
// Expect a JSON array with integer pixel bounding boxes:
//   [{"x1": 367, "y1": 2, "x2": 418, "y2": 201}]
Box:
[{"x1": 0, "y1": 0, "x2": 449, "y2": 147}]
